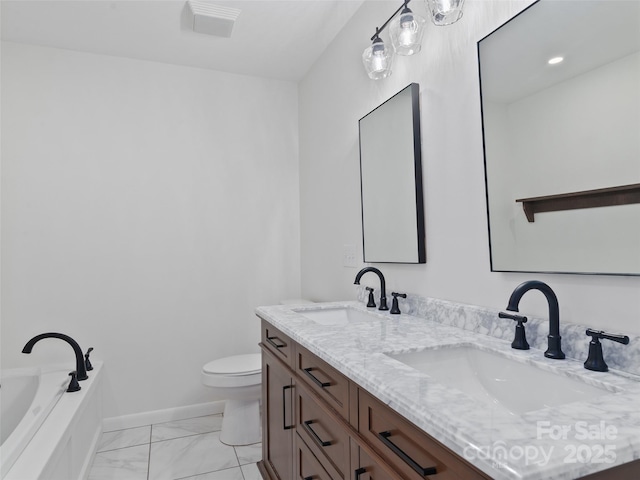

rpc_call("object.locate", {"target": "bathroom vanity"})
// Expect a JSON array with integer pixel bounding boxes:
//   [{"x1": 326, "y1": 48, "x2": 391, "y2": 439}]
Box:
[{"x1": 256, "y1": 299, "x2": 640, "y2": 480}]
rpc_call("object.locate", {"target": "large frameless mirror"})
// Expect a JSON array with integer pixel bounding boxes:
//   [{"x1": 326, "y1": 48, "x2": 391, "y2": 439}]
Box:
[
  {"x1": 479, "y1": 0, "x2": 640, "y2": 275},
  {"x1": 358, "y1": 83, "x2": 425, "y2": 264}
]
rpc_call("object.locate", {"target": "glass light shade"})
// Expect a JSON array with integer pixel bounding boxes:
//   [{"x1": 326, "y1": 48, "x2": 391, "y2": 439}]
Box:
[
  {"x1": 425, "y1": 0, "x2": 464, "y2": 26},
  {"x1": 390, "y1": 9, "x2": 426, "y2": 55},
  {"x1": 362, "y1": 38, "x2": 394, "y2": 80}
]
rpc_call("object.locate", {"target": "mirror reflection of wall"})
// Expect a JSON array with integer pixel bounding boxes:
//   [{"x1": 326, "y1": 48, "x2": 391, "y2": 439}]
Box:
[
  {"x1": 479, "y1": 0, "x2": 640, "y2": 275},
  {"x1": 359, "y1": 83, "x2": 425, "y2": 264}
]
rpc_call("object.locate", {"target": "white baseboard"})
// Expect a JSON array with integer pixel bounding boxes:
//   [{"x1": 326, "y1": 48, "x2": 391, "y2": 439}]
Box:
[{"x1": 103, "y1": 401, "x2": 226, "y2": 432}]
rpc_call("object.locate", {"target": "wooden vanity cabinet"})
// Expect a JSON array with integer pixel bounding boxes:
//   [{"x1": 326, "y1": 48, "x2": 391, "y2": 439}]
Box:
[
  {"x1": 259, "y1": 318, "x2": 639, "y2": 480},
  {"x1": 295, "y1": 380, "x2": 351, "y2": 480},
  {"x1": 357, "y1": 389, "x2": 489, "y2": 480},
  {"x1": 261, "y1": 321, "x2": 296, "y2": 480},
  {"x1": 351, "y1": 437, "x2": 403, "y2": 480},
  {"x1": 259, "y1": 318, "x2": 487, "y2": 480},
  {"x1": 295, "y1": 433, "x2": 334, "y2": 480},
  {"x1": 295, "y1": 343, "x2": 350, "y2": 420}
]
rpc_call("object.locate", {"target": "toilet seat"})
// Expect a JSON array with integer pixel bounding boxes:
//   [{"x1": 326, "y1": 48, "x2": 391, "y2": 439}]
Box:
[
  {"x1": 203, "y1": 354, "x2": 261, "y2": 376},
  {"x1": 201, "y1": 354, "x2": 261, "y2": 388}
]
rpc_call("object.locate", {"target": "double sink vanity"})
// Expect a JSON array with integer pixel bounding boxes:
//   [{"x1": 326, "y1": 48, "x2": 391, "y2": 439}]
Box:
[{"x1": 256, "y1": 292, "x2": 640, "y2": 480}]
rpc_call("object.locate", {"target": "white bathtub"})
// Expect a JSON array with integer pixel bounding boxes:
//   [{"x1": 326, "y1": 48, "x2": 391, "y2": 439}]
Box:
[{"x1": 0, "y1": 362, "x2": 103, "y2": 480}]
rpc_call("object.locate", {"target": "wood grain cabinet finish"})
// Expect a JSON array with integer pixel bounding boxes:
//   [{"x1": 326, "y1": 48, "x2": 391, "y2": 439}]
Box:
[
  {"x1": 296, "y1": 381, "x2": 351, "y2": 480},
  {"x1": 356, "y1": 448, "x2": 402, "y2": 480},
  {"x1": 295, "y1": 344, "x2": 350, "y2": 420},
  {"x1": 262, "y1": 319, "x2": 295, "y2": 369},
  {"x1": 261, "y1": 347, "x2": 295, "y2": 480},
  {"x1": 295, "y1": 433, "x2": 334, "y2": 480},
  {"x1": 357, "y1": 389, "x2": 490, "y2": 480},
  {"x1": 259, "y1": 318, "x2": 640, "y2": 480}
]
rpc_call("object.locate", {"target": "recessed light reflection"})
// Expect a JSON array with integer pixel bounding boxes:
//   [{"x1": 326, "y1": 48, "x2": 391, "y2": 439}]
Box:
[{"x1": 548, "y1": 56, "x2": 564, "y2": 65}]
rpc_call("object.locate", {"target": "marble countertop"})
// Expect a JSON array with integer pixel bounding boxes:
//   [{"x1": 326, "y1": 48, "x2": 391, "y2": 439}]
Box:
[{"x1": 256, "y1": 300, "x2": 640, "y2": 480}]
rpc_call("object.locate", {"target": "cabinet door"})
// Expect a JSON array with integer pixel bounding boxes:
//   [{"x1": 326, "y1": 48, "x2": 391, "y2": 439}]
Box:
[{"x1": 263, "y1": 348, "x2": 295, "y2": 480}]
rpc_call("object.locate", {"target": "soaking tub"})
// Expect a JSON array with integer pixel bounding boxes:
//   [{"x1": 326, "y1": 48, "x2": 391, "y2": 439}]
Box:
[{"x1": 0, "y1": 362, "x2": 103, "y2": 480}]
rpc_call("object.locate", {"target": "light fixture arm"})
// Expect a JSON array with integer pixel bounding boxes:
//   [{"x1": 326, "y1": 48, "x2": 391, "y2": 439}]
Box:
[{"x1": 369, "y1": 0, "x2": 411, "y2": 41}]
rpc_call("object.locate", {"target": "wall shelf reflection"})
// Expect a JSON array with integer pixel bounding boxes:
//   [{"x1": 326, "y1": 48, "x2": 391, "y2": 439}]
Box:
[{"x1": 516, "y1": 183, "x2": 640, "y2": 222}]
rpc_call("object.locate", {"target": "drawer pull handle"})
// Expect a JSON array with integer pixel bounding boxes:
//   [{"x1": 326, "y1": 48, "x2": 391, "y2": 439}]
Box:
[
  {"x1": 377, "y1": 431, "x2": 437, "y2": 477},
  {"x1": 267, "y1": 336, "x2": 286, "y2": 349},
  {"x1": 354, "y1": 467, "x2": 367, "y2": 479},
  {"x1": 303, "y1": 420, "x2": 332, "y2": 447},
  {"x1": 303, "y1": 477, "x2": 314, "y2": 480},
  {"x1": 282, "y1": 385, "x2": 294, "y2": 430},
  {"x1": 303, "y1": 368, "x2": 331, "y2": 388}
]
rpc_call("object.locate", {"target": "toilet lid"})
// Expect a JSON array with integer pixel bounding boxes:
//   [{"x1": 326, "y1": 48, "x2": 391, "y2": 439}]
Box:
[{"x1": 203, "y1": 354, "x2": 261, "y2": 376}]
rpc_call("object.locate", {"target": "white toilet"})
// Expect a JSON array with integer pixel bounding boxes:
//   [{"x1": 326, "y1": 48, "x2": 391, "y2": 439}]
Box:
[{"x1": 201, "y1": 353, "x2": 262, "y2": 446}]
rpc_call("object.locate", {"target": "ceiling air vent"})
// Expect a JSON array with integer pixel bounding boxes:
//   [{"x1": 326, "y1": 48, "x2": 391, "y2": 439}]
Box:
[{"x1": 187, "y1": 1, "x2": 241, "y2": 38}]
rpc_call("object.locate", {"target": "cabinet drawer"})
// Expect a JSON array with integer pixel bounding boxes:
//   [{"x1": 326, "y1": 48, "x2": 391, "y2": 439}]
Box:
[
  {"x1": 296, "y1": 344, "x2": 350, "y2": 420},
  {"x1": 296, "y1": 433, "x2": 334, "y2": 480},
  {"x1": 262, "y1": 319, "x2": 295, "y2": 369},
  {"x1": 358, "y1": 389, "x2": 490, "y2": 479},
  {"x1": 296, "y1": 382, "x2": 350, "y2": 480},
  {"x1": 357, "y1": 446, "x2": 402, "y2": 480}
]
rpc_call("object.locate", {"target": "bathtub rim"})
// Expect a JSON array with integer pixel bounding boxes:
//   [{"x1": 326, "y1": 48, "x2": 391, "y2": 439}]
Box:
[
  {"x1": 3, "y1": 361, "x2": 103, "y2": 480},
  {"x1": 0, "y1": 366, "x2": 68, "y2": 478}
]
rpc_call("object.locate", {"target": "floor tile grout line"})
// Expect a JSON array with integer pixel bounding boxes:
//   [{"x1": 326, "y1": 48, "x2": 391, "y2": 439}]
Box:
[
  {"x1": 146, "y1": 426, "x2": 152, "y2": 480},
  {"x1": 234, "y1": 443, "x2": 246, "y2": 480},
  {"x1": 151, "y1": 428, "x2": 223, "y2": 445},
  {"x1": 96, "y1": 442, "x2": 150, "y2": 454},
  {"x1": 102, "y1": 414, "x2": 223, "y2": 435},
  {"x1": 173, "y1": 465, "x2": 244, "y2": 480},
  {"x1": 90, "y1": 415, "x2": 248, "y2": 480}
]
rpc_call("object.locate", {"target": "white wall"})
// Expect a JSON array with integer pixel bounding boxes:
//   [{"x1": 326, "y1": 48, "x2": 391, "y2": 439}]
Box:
[
  {"x1": 299, "y1": 0, "x2": 640, "y2": 334},
  {"x1": 1, "y1": 42, "x2": 301, "y2": 418}
]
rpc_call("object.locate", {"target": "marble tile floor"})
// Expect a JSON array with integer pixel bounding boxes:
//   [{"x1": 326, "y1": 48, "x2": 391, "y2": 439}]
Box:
[{"x1": 89, "y1": 414, "x2": 262, "y2": 480}]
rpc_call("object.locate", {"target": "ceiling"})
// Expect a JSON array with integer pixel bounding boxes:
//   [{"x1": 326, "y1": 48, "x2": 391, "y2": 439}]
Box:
[
  {"x1": 1, "y1": 0, "x2": 366, "y2": 82},
  {"x1": 479, "y1": 0, "x2": 640, "y2": 103}
]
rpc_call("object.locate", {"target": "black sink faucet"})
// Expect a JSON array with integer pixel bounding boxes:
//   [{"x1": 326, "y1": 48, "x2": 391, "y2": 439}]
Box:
[
  {"x1": 22, "y1": 333, "x2": 88, "y2": 381},
  {"x1": 354, "y1": 267, "x2": 388, "y2": 311},
  {"x1": 584, "y1": 329, "x2": 629, "y2": 372},
  {"x1": 504, "y1": 281, "x2": 565, "y2": 359}
]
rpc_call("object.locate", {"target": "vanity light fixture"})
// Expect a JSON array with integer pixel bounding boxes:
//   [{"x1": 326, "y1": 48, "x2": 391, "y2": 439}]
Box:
[
  {"x1": 362, "y1": 30, "x2": 394, "y2": 80},
  {"x1": 425, "y1": 0, "x2": 465, "y2": 26},
  {"x1": 363, "y1": 0, "x2": 464, "y2": 80},
  {"x1": 390, "y1": 1, "x2": 427, "y2": 55},
  {"x1": 548, "y1": 56, "x2": 564, "y2": 65}
]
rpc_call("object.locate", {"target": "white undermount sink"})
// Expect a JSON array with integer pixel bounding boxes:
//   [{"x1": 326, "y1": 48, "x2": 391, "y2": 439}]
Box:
[
  {"x1": 294, "y1": 307, "x2": 378, "y2": 326},
  {"x1": 387, "y1": 345, "x2": 616, "y2": 415}
]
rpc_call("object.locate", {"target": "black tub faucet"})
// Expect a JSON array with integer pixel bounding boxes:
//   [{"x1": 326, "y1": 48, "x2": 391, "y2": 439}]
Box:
[
  {"x1": 504, "y1": 281, "x2": 565, "y2": 359},
  {"x1": 354, "y1": 267, "x2": 388, "y2": 311},
  {"x1": 22, "y1": 332, "x2": 88, "y2": 381}
]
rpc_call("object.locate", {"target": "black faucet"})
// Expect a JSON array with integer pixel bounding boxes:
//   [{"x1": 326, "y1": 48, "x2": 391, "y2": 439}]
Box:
[
  {"x1": 584, "y1": 329, "x2": 629, "y2": 372},
  {"x1": 354, "y1": 267, "x2": 388, "y2": 311},
  {"x1": 390, "y1": 292, "x2": 407, "y2": 315},
  {"x1": 498, "y1": 311, "x2": 530, "y2": 350},
  {"x1": 504, "y1": 281, "x2": 565, "y2": 359},
  {"x1": 365, "y1": 287, "x2": 376, "y2": 308},
  {"x1": 22, "y1": 333, "x2": 88, "y2": 381}
]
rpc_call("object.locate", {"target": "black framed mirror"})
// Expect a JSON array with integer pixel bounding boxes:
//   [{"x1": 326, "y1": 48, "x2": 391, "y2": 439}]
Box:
[
  {"x1": 358, "y1": 83, "x2": 425, "y2": 264},
  {"x1": 478, "y1": 0, "x2": 640, "y2": 276}
]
